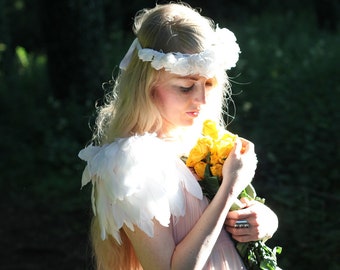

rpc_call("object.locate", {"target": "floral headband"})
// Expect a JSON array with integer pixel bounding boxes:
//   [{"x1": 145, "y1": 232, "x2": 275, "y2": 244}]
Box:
[{"x1": 119, "y1": 26, "x2": 240, "y2": 78}]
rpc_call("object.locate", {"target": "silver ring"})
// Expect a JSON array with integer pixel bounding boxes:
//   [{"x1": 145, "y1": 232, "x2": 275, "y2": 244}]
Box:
[{"x1": 234, "y1": 220, "x2": 250, "y2": 228}]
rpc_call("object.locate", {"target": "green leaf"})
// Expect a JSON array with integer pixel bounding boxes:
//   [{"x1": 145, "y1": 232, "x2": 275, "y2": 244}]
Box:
[
  {"x1": 236, "y1": 240, "x2": 282, "y2": 270},
  {"x1": 199, "y1": 176, "x2": 220, "y2": 201},
  {"x1": 245, "y1": 183, "x2": 257, "y2": 199},
  {"x1": 198, "y1": 162, "x2": 221, "y2": 201}
]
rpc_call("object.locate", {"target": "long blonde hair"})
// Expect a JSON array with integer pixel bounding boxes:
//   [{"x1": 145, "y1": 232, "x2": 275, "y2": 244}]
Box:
[
  {"x1": 90, "y1": 3, "x2": 232, "y2": 269},
  {"x1": 93, "y1": 3, "x2": 230, "y2": 145}
]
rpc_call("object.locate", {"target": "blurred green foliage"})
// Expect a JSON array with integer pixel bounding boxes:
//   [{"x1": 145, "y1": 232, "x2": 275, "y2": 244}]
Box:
[
  {"x1": 227, "y1": 11, "x2": 339, "y2": 269},
  {"x1": 0, "y1": 0, "x2": 339, "y2": 269}
]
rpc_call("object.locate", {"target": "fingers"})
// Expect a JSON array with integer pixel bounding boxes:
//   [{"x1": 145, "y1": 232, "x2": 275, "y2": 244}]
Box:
[
  {"x1": 225, "y1": 216, "x2": 262, "y2": 242},
  {"x1": 225, "y1": 205, "x2": 258, "y2": 242},
  {"x1": 231, "y1": 138, "x2": 242, "y2": 157},
  {"x1": 239, "y1": 137, "x2": 254, "y2": 154},
  {"x1": 225, "y1": 215, "x2": 257, "y2": 229},
  {"x1": 225, "y1": 202, "x2": 278, "y2": 242},
  {"x1": 225, "y1": 224, "x2": 258, "y2": 243},
  {"x1": 234, "y1": 220, "x2": 250, "y2": 228},
  {"x1": 222, "y1": 138, "x2": 257, "y2": 196},
  {"x1": 227, "y1": 205, "x2": 256, "y2": 220},
  {"x1": 226, "y1": 223, "x2": 272, "y2": 243},
  {"x1": 239, "y1": 196, "x2": 252, "y2": 205}
]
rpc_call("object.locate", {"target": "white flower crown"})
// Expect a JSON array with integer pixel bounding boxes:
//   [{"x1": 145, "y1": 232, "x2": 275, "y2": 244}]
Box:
[{"x1": 119, "y1": 26, "x2": 240, "y2": 78}]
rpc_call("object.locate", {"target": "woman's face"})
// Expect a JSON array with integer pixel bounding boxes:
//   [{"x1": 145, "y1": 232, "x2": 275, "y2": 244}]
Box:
[{"x1": 152, "y1": 71, "x2": 216, "y2": 136}]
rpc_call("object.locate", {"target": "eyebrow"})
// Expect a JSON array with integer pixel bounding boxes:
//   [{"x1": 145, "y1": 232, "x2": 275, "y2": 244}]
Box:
[{"x1": 174, "y1": 76, "x2": 200, "y2": 81}]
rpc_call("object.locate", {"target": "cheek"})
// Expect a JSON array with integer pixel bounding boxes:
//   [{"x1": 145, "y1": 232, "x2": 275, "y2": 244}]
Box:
[
  {"x1": 153, "y1": 87, "x2": 180, "y2": 107},
  {"x1": 152, "y1": 88, "x2": 166, "y2": 108},
  {"x1": 152, "y1": 89, "x2": 177, "y2": 118}
]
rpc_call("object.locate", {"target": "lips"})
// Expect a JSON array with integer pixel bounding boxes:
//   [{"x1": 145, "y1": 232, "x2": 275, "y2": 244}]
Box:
[{"x1": 186, "y1": 110, "x2": 200, "y2": 117}]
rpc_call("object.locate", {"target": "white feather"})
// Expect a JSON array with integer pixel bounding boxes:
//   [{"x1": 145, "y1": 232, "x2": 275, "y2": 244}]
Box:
[{"x1": 78, "y1": 133, "x2": 203, "y2": 243}]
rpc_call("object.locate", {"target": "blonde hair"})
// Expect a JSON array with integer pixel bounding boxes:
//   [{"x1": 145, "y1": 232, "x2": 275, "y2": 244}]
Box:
[
  {"x1": 91, "y1": 218, "x2": 142, "y2": 270},
  {"x1": 90, "y1": 3, "x2": 233, "y2": 269}
]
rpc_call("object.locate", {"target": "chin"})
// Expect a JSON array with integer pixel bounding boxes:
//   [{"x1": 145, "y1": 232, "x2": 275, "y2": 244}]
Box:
[{"x1": 182, "y1": 119, "x2": 196, "y2": 127}]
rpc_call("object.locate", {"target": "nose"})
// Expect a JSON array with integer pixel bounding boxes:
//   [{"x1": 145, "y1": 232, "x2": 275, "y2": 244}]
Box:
[{"x1": 194, "y1": 84, "x2": 206, "y2": 104}]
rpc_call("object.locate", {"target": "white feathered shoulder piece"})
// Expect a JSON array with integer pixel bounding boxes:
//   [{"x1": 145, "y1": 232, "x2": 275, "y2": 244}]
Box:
[{"x1": 78, "y1": 133, "x2": 202, "y2": 244}]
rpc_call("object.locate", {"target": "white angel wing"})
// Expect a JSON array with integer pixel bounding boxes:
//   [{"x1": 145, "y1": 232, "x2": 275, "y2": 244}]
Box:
[{"x1": 78, "y1": 134, "x2": 202, "y2": 244}]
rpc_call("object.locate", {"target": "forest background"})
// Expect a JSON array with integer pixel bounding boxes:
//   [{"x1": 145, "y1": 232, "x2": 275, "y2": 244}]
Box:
[{"x1": 0, "y1": 0, "x2": 339, "y2": 269}]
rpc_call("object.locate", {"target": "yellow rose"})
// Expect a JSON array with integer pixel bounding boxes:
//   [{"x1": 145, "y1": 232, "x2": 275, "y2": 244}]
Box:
[
  {"x1": 210, "y1": 151, "x2": 220, "y2": 166},
  {"x1": 202, "y1": 120, "x2": 220, "y2": 140},
  {"x1": 186, "y1": 137, "x2": 212, "y2": 167},
  {"x1": 194, "y1": 161, "x2": 207, "y2": 180},
  {"x1": 216, "y1": 140, "x2": 235, "y2": 163},
  {"x1": 220, "y1": 131, "x2": 238, "y2": 142},
  {"x1": 210, "y1": 163, "x2": 223, "y2": 178}
]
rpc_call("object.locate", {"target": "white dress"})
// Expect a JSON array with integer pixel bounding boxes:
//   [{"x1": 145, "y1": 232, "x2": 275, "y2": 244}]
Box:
[{"x1": 79, "y1": 133, "x2": 245, "y2": 269}]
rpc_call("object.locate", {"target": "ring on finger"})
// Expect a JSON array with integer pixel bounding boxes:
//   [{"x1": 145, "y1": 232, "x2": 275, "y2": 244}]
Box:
[{"x1": 234, "y1": 220, "x2": 250, "y2": 228}]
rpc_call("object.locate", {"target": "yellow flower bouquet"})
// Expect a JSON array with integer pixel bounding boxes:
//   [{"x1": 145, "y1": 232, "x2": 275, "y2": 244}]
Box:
[
  {"x1": 184, "y1": 120, "x2": 282, "y2": 270},
  {"x1": 185, "y1": 119, "x2": 248, "y2": 204}
]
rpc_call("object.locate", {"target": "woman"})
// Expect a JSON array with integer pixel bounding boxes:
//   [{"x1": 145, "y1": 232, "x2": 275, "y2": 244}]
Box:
[{"x1": 79, "y1": 3, "x2": 278, "y2": 269}]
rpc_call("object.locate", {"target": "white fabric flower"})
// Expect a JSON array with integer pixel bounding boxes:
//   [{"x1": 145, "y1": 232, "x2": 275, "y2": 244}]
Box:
[{"x1": 120, "y1": 26, "x2": 241, "y2": 77}]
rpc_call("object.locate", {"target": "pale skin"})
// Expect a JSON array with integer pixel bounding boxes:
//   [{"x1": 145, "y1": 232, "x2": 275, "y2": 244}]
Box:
[
  {"x1": 226, "y1": 198, "x2": 279, "y2": 242},
  {"x1": 151, "y1": 71, "x2": 217, "y2": 136},
  {"x1": 123, "y1": 71, "x2": 277, "y2": 269}
]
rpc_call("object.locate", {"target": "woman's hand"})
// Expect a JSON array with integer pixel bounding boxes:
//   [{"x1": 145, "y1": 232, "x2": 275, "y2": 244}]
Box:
[
  {"x1": 221, "y1": 138, "x2": 258, "y2": 198},
  {"x1": 225, "y1": 198, "x2": 278, "y2": 242}
]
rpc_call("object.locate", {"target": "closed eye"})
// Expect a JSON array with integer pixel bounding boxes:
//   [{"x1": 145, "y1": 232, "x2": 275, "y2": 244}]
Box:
[{"x1": 180, "y1": 85, "x2": 194, "y2": 92}]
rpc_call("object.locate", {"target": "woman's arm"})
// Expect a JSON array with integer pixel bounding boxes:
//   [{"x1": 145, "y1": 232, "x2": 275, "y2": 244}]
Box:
[{"x1": 123, "y1": 138, "x2": 257, "y2": 269}]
